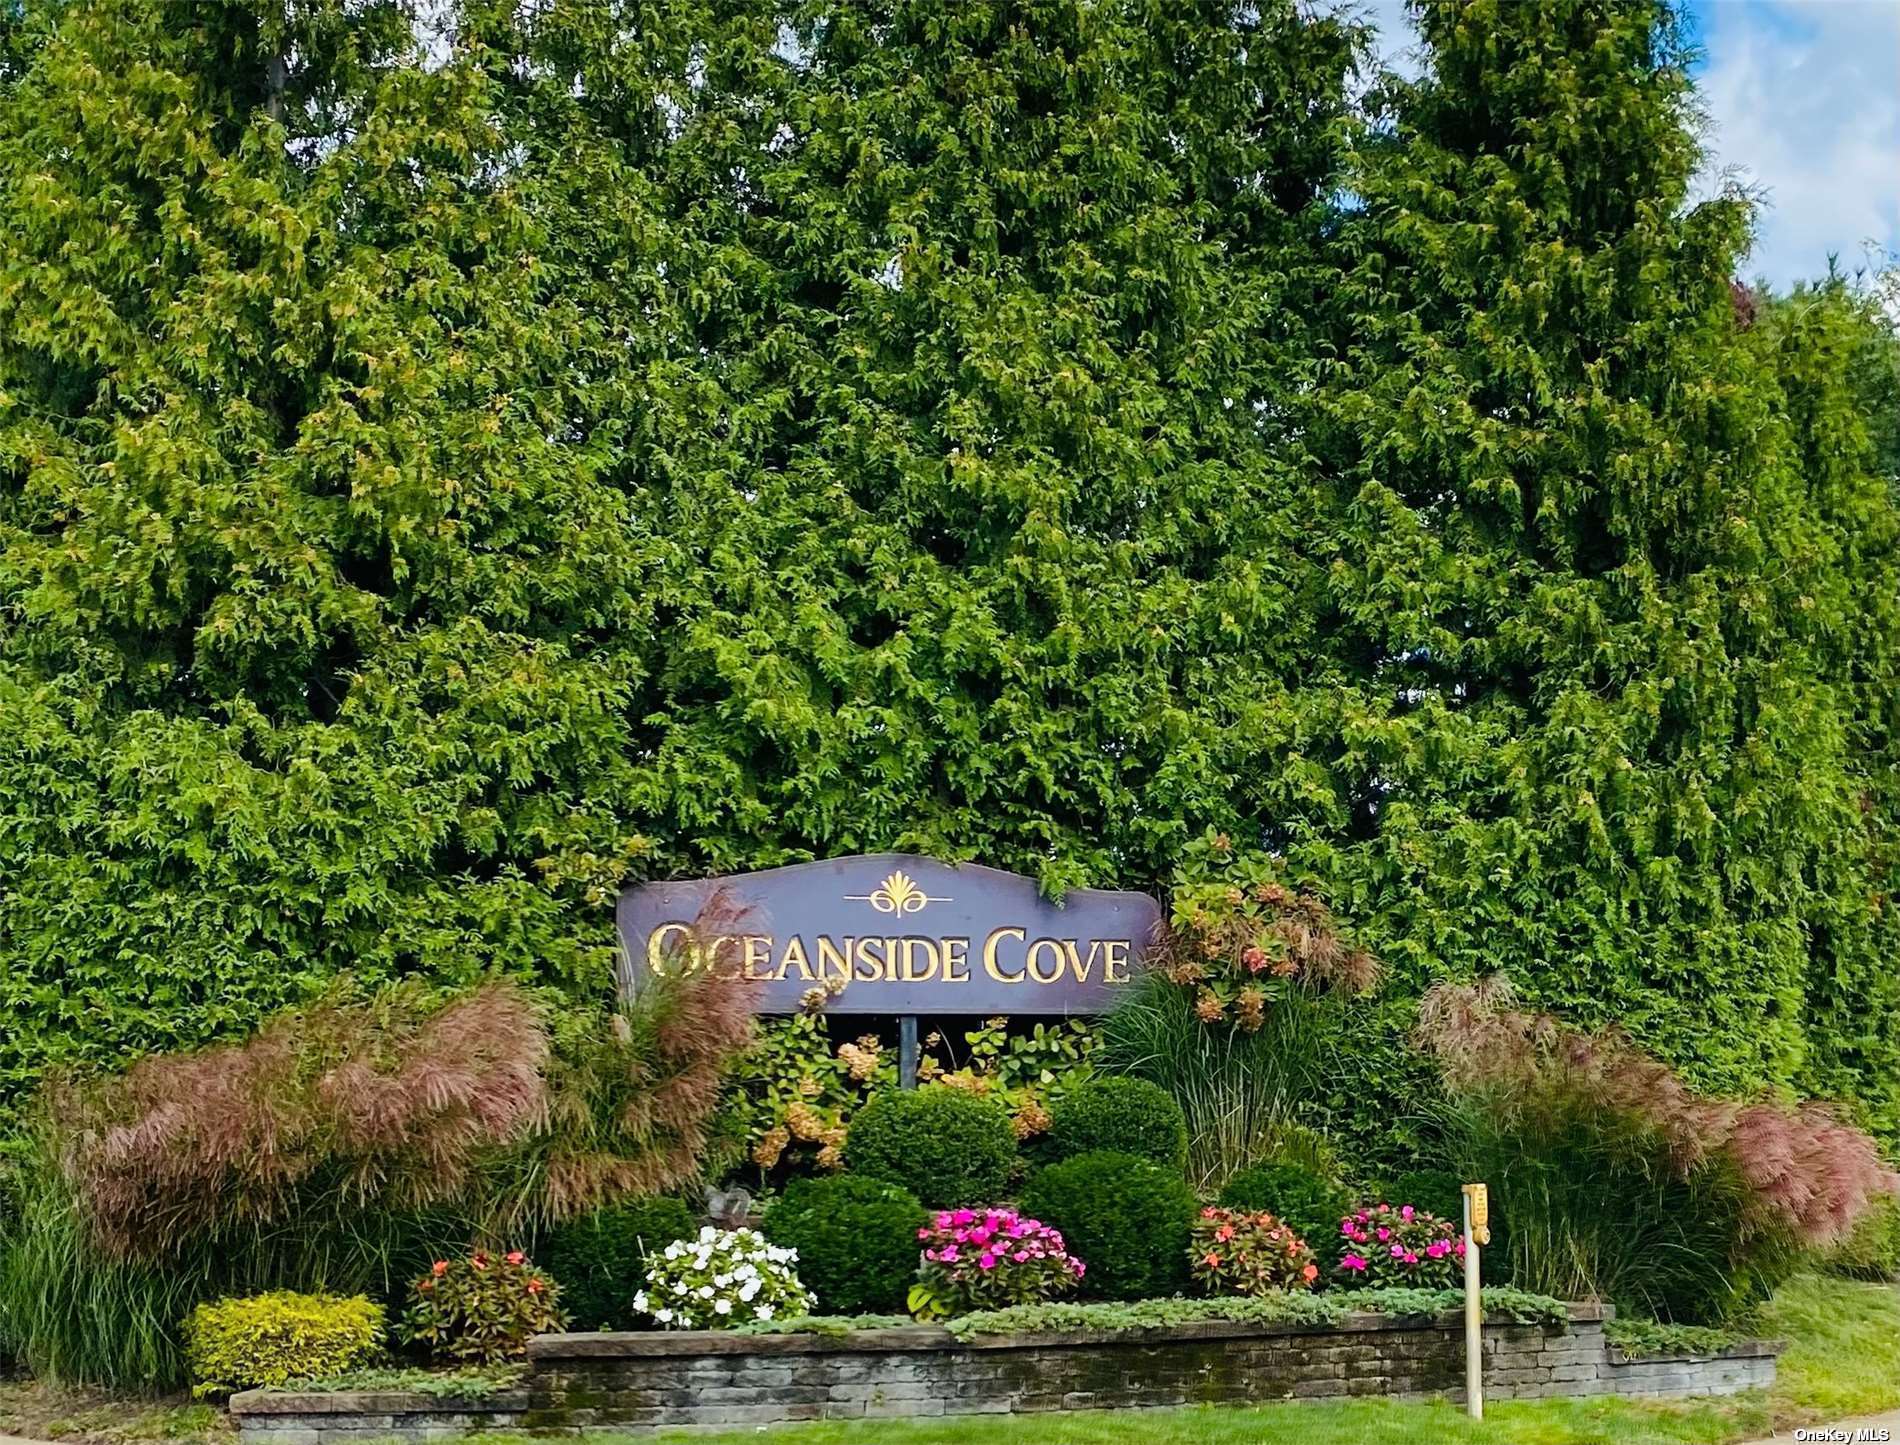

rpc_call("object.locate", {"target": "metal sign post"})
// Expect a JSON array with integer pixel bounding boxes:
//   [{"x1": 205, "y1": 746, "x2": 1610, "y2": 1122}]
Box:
[
  {"x1": 1462, "y1": 1182, "x2": 1490, "y2": 1420},
  {"x1": 899, "y1": 1015, "x2": 919, "y2": 1089}
]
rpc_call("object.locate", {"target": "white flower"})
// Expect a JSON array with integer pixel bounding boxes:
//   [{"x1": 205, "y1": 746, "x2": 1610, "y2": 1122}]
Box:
[
  {"x1": 713, "y1": 1273, "x2": 732, "y2": 1288},
  {"x1": 632, "y1": 1291, "x2": 649, "y2": 1312},
  {"x1": 699, "y1": 1226, "x2": 717, "y2": 1242},
  {"x1": 739, "y1": 1280, "x2": 760, "y2": 1303},
  {"x1": 756, "y1": 1304, "x2": 775, "y2": 1321},
  {"x1": 698, "y1": 1285, "x2": 715, "y2": 1299},
  {"x1": 655, "y1": 1308, "x2": 673, "y2": 1324},
  {"x1": 664, "y1": 1243, "x2": 683, "y2": 1260},
  {"x1": 713, "y1": 1298, "x2": 732, "y2": 1316}
]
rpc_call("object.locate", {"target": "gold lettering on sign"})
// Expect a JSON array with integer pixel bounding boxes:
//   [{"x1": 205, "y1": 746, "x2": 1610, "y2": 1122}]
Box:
[
  {"x1": 778, "y1": 936, "x2": 814, "y2": 982},
  {"x1": 741, "y1": 935, "x2": 773, "y2": 981},
  {"x1": 942, "y1": 937, "x2": 971, "y2": 983},
  {"x1": 900, "y1": 937, "x2": 940, "y2": 982},
  {"x1": 983, "y1": 926, "x2": 1026, "y2": 983},
  {"x1": 645, "y1": 922, "x2": 691, "y2": 975},
  {"x1": 1025, "y1": 938, "x2": 1066, "y2": 985},
  {"x1": 643, "y1": 923, "x2": 1141, "y2": 993},
  {"x1": 817, "y1": 936, "x2": 852, "y2": 985}
]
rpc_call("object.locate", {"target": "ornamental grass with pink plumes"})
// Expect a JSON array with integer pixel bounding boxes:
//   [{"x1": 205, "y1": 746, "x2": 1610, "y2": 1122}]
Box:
[
  {"x1": 911, "y1": 1208, "x2": 1084, "y2": 1317},
  {"x1": 1334, "y1": 1204, "x2": 1463, "y2": 1289},
  {"x1": 50, "y1": 979, "x2": 550, "y2": 1262},
  {"x1": 1417, "y1": 978, "x2": 1900, "y2": 1321}
]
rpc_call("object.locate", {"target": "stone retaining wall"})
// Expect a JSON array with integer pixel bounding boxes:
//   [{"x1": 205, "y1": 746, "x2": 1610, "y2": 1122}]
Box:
[
  {"x1": 230, "y1": 1307, "x2": 1783, "y2": 1442},
  {"x1": 227, "y1": 1389, "x2": 530, "y2": 1445}
]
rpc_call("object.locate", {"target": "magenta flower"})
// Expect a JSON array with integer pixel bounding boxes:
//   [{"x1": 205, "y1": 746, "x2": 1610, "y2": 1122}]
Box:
[
  {"x1": 978, "y1": 1253, "x2": 997, "y2": 1270},
  {"x1": 1342, "y1": 1255, "x2": 1367, "y2": 1271}
]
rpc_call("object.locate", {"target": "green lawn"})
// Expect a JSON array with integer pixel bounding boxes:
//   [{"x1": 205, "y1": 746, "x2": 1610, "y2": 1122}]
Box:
[{"x1": 547, "y1": 1276, "x2": 1896, "y2": 1445}]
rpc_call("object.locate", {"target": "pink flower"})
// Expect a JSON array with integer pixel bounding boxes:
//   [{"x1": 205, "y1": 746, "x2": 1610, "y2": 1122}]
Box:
[
  {"x1": 953, "y1": 1209, "x2": 976, "y2": 1226},
  {"x1": 1403, "y1": 1252, "x2": 1418, "y2": 1265},
  {"x1": 1390, "y1": 1244, "x2": 1405, "y2": 1258},
  {"x1": 1342, "y1": 1255, "x2": 1367, "y2": 1271},
  {"x1": 941, "y1": 1245, "x2": 959, "y2": 1262},
  {"x1": 1014, "y1": 1251, "x2": 1030, "y2": 1263},
  {"x1": 1376, "y1": 1228, "x2": 1391, "y2": 1241},
  {"x1": 918, "y1": 1228, "x2": 931, "y2": 1240},
  {"x1": 1400, "y1": 1205, "x2": 1415, "y2": 1221},
  {"x1": 971, "y1": 1228, "x2": 991, "y2": 1246},
  {"x1": 1339, "y1": 1221, "x2": 1354, "y2": 1236},
  {"x1": 978, "y1": 1253, "x2": 997, "y2": 1270}
]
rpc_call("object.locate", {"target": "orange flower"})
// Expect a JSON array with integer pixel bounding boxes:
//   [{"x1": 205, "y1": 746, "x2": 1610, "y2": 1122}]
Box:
[
  {"x1": 1203, "y1": 1252, "x2": 1222, "y2": 1268},
  {"x1": 431, "y1": 1260, "x2": 449, "y2": 1276},
  {"x1": 1302, "y1": 1264, "x2": 1319, "y2": 1283},
  {"x1": 506, "y1": 1250, "x2": 525, "y2": 1265}
]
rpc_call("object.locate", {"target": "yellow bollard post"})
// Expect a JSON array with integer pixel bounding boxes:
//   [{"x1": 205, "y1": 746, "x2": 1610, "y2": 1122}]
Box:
[{"x1": 1462, "y1": 1182, "x2": 1490, "y2": 1420}]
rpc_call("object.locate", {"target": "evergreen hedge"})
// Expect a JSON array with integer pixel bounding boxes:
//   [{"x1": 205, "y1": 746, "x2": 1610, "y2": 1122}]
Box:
[{"x1": 0, "y1": 0, "x2": 1895, "y2": 1154}]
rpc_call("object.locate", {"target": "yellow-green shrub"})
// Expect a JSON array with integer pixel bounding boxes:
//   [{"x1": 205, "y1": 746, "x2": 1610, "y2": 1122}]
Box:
[{"x1": 183, "y1": 1292, "x2": 384, "y2": 1398}]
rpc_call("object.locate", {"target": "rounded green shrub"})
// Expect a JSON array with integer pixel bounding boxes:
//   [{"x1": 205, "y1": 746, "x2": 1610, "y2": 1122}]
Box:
[
  {"x1": 842, "y1": 1089, "x2": 1016, "y2": 1208},
  {"x1": 762, "y1": 1174, "x2": 927, "y2": 1314},
  {"x1": 541, "y1": 1196, "x2": 698, "y2": 1329},
  {"x1": 183, "y1": 1291, "x2": 384, "y2": 1398},
  {"x1": 1048, "y1": 1078, "x2": 1188, "y2": 1171},
  {"x1": 1219, "y1": 1163, "x2": 1353, "y2": 1261},
  {"x1": 1019, "y1": 1150, "x2": 1196, "y2": 1301}
]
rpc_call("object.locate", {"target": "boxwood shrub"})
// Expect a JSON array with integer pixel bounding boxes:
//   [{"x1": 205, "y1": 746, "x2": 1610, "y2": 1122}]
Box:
[
  {"x1": 541, "y1": 1196, "x2": 698, "y2": 1329},
  {"x1": 1047, "y1": 1077, "x2": 1188, "y2": 1170},
  {"x1": 762, "y1": 1174, "x2": 927, "y2": 1314},
  {"x1": 843, "y1": 1088, "x2": 1016, "y2": 1208},
  {"x1": 1019, "y1": 1150, "x2": 1195, "y2": 1301},
  {"x1": 1219, "y1": 1162, "x2": 1354, "y2": 1263}
]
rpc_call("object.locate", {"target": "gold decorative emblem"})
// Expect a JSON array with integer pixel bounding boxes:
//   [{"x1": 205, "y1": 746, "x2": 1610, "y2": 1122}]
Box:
[{"x1": 845, "y1": 870, "x2": 949, "y2": 915}]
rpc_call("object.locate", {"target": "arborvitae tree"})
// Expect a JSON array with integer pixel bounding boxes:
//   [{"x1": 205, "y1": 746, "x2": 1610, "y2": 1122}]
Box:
[
  {"x1": 1748, "y1": 279, "x2": 1900, "y2": 1120},
  {"x1": 0, "y1": 0, "x2": 671, "y2": 1097},
  {"x1": 3, "y1": 0, "x2": 1897, "y2": 1152},
  {"x1": 1294, "y1": 0, "x2": 1900, "y2": 1139},
  {"x1": 0, "y1": 0, "x2": 1364, "y2": 1108}
]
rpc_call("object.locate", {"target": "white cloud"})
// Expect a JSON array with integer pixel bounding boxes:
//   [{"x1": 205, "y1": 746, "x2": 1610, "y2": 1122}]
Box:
[{"x1": 1691, "y1": 1, "x2": 1900, "y2": 288}]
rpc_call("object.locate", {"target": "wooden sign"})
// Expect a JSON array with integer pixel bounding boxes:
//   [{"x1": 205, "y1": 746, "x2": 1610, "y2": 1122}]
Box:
[{"x1": 617, "y1": 854, "x2": 1162, "y2": 1015}]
